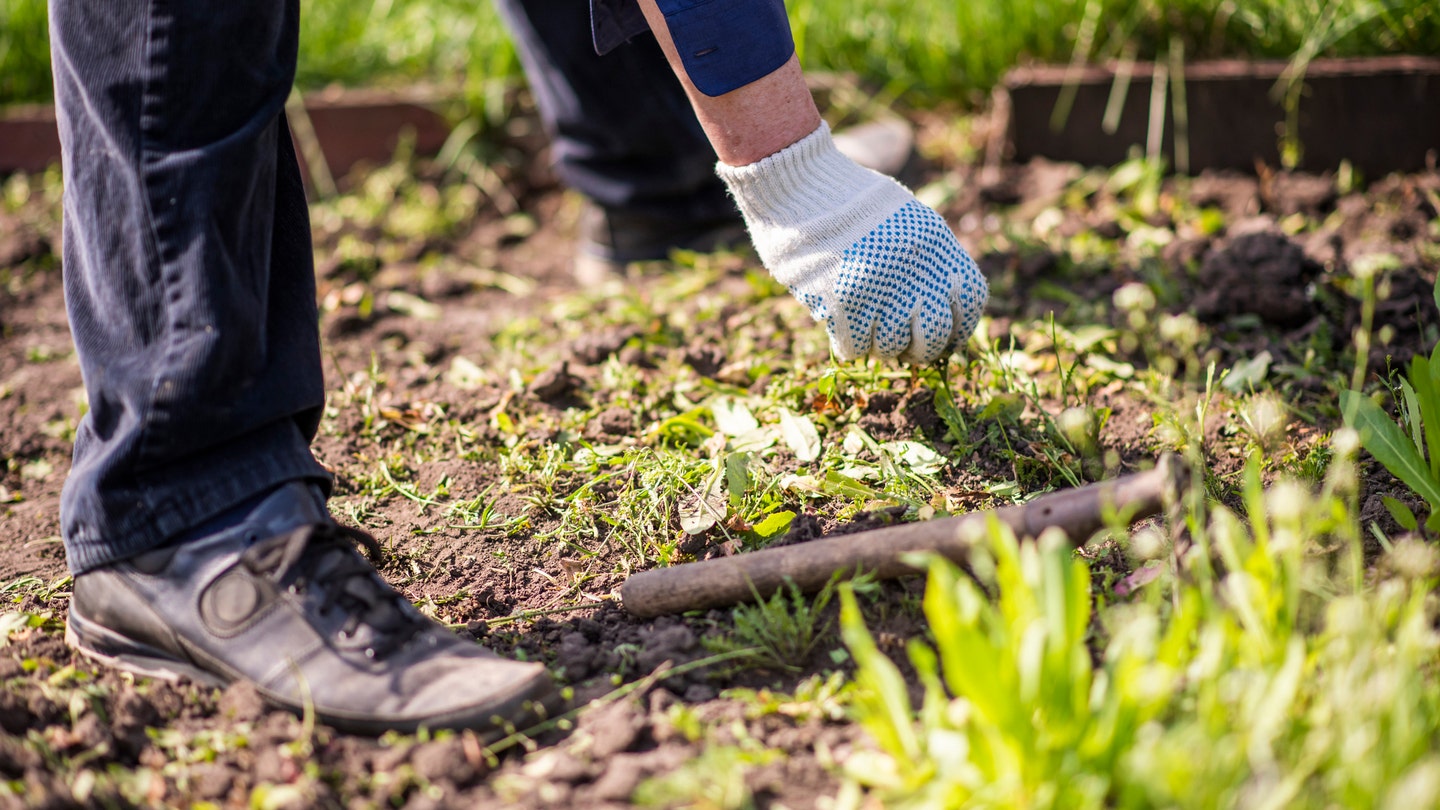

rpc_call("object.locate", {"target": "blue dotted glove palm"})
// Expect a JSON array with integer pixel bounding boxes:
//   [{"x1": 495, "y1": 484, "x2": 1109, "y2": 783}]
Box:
[{"x1": 717, "y1": 122, "x2": 987, "y2": 364}]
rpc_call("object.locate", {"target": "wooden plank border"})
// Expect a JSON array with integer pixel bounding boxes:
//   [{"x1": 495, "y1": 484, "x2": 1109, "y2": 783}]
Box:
[
  {"x1": 1000, "y1": 56, "x2": 1440, "y2": 176},
  {"x1": 0, "y1": 87, "x2": 454, "y2": 182}
]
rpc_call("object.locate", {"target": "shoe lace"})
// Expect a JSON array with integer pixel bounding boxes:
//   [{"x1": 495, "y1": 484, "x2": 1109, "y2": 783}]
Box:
[{"x1": 240, "y1": 524, "x2": 418, "y2": 658}]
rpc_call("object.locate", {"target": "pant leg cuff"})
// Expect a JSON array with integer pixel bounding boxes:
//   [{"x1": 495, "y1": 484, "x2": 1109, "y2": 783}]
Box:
[{"x1": 63, "y1": 420, "x2": 331, "y2": 574}]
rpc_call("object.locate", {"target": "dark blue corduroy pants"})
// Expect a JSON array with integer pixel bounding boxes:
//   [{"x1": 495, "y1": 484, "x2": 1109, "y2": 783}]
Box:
[{"x1": 50, "y1": 0, "x2": 330, "y2": 573}]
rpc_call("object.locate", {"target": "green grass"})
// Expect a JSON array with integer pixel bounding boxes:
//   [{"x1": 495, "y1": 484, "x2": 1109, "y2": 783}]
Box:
[
  {"x1": 801, "y1": 0, "x2": 1440, "y2": 104},
  {"x1": 3, "y1": 0, "x2": 1436, "y2": 108},
  {"x1": 0, "y1": 0, "x2": 49, "y2": 106},
  {"x1": 703, "y1": 578, "x2": 842, "y2": 672}
]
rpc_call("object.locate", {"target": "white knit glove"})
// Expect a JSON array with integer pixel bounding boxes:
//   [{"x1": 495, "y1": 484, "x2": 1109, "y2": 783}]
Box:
[{"x1": 717, "y1": 122, "x2": 988, "y2": 365}]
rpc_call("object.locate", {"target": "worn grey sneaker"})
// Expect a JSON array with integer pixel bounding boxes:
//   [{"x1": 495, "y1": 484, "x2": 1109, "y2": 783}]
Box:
[
  {"x1": 832, "y1": 117, "x2": 916, "y2": 180},
  {"x1": 574, "y1": 203, "x2": 748, "y2": 285},
  {"x1": 571, "y1": 119, "x2": 916, "y2": 284},
  {"x1": 65, "y1": 482, "x2": 561, "y2": 737}
]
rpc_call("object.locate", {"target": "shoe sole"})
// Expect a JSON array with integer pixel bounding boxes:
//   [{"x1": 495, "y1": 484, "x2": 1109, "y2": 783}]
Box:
[
  {"x1": 67, "y1": 608, "x2": 566, "y2": 740},
  {"x1": 66, "y1": 610, "x2": 230, "y2": 688},
  {"x1": 316, "y1": 671, "x2": 566, "y2": 739}
]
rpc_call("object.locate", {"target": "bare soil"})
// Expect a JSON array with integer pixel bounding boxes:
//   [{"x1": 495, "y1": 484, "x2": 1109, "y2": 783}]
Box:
[{"x1": 1, "y1": 110, "x2": 1437, "y2": 807}]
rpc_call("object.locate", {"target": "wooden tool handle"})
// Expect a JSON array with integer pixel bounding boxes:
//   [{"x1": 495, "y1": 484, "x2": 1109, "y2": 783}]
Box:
[{"x1": 620, "y1": 456, "x2": 1183, "y2": 618}]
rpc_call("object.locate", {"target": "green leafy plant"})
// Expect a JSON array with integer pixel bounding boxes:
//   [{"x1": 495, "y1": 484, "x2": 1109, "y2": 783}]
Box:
[
  {"x1": 1342, "y1": 355, "x2": 1440, "y2": 533},
  {"x1": 1342, "y1": 282, "x2": 1440, "y2": 533},
  {"x1": 7, "y1": 0, "x2": 1437, "y2": 113},
  {"x1": 837, "y1": 449, "x2": 1440, "y2": 810},
  {"x1": 839, "y1": 521, "x2": 1111, "y2": 807}
]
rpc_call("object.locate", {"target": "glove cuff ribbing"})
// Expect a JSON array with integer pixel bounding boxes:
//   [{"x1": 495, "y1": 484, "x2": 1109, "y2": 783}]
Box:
[{"x1": 716, "y1": 121, "x2": 913, "y2": 288}]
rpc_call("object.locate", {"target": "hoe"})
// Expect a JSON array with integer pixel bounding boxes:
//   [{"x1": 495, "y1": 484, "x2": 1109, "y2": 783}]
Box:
[{"x1": 622, "y1": 455, "x2": 1186, "y2": 617}]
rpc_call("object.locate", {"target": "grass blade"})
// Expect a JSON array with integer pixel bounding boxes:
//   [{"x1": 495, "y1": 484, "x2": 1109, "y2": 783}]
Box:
[
  {"x1": 1413, "y1": 354, "x2": 1440, "y2": 480},
  {"x1": 1399, "y1": 378, "x2": 1426, "y2": 467},
  {"x1": 840, "y1": 584, "x2": 921, "y2": 763}
]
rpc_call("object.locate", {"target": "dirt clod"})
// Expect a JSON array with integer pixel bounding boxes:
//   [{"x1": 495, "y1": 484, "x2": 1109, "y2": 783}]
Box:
[
  {"x1": 528, "y1": 361, "x2": 582, "y2": 402},
  {"x1": 556, "y1": 631, "x2": 599, "y2": 680},
  {"x1": 571, "y1": 326, "x2": 641, "y2": 365},
  {"x1": 775, "y1": 512, "x2": 825, "y2": 546},
  {"x1": 0, "y1": 691, "x2": 32, "y2": 736},
  {"x1": 251, "y1": 746, "x2": 297, "y2": 785},
  {"x1": 635, "y1": 624, "x2": 697, "y2": 674},
  {"x1": 682, "y1": 684, "x2": 718, "y2": 703},
  {"x1": 113, "y1": 690, "x2": 159, "y2": 731},
  {"x1": 591, "y1": 407, "x2": 635, "y2": 438},
  {"x1": 683, "y1": 344, "x2": 726, "y2": 377},
  {"x1": 583, "y1": 700, "x2": 647, "y2": 759},
  {"x1": 588, "y1": 753, "x2": 650, "y2": 802},
  {"x1": 219, "y1": 681, "x2": 267, "y2": 722},
  {"x1": 412, "y1": 738, "x2": 482, "y2": 785},
  {"x1": 191, "y1": 763, "x2": 235, "y2": 800},
  {"x1": 1194, "y1": 232, "x2": 1319, "y2": 326}
]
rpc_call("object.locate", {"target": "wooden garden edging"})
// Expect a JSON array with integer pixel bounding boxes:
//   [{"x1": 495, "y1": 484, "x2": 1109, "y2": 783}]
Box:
[
  {"x1": 0, "y1": 86, "x2": 453, "y2": 185},
  {"x1": 5, "y1": 57, "x2": 1438, "y2": 179},
  {"x1": 999, "y1": 55, "x2": 1440, "y2": 176}
]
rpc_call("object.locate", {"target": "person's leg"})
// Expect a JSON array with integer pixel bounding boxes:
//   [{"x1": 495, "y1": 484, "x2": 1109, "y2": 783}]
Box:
[
  {"x1": 51, "y1": 0, "x2": 560, "y2": 735},
  {"x1": 494, "y1": 0, "x2": 734, "y2": 223},
  {"x1": 494, "y1": 0, "x2": 744, "y2": 274},
  {"x1": 51, "y1": 0, "x2": 329, "y2": 574}
]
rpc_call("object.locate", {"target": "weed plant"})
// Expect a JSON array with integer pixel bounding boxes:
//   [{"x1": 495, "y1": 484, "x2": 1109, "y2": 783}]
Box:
[
  {"x1": 704, "y1": 578, "x2": 840, "y2": 672},
  {"x1": 0, "y1": 0, "x2": 48, "y2": 106},
  {"x1": 1342, "y1": 295, "x2": 1440, "y2": 532}
]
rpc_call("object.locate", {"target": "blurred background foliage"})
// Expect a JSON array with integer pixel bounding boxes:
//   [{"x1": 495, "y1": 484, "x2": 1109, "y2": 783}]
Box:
[{"x1": 2, "y1": 0, "x2": 1437, "y2": 112}]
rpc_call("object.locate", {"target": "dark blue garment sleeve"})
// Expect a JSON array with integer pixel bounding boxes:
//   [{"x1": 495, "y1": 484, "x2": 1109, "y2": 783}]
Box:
[
  {"x1": 590, "y1": 0, "x2": 650, "y2": 54},
  {"x1": 589, "y1": 0, "x2": 795, "y2": 97}
]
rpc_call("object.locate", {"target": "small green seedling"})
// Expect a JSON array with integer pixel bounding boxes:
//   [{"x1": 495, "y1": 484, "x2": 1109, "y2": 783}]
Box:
[{"x1": 705, "y1": 577, "x2": 840, "y2": 672}]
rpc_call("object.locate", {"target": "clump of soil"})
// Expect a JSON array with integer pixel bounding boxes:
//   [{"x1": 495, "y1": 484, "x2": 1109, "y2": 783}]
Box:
[
  {"x1": 1194, "y1": 232, "x2": 1322, "y2": 327},
  {"x1": 571, "y1": 326, "x2": 642, "y2": 366},
  {"x1": 528, "y1": 360, "x2": 583, "y2": 404},
  {"x1": 858, "y1": 387, "x2": 945, "y2": 443}
]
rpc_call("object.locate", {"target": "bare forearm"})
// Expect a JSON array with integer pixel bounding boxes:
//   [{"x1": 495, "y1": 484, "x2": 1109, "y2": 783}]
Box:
[{"x1": 635, "y1": 0, "x2": 821, "y2": 166}]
